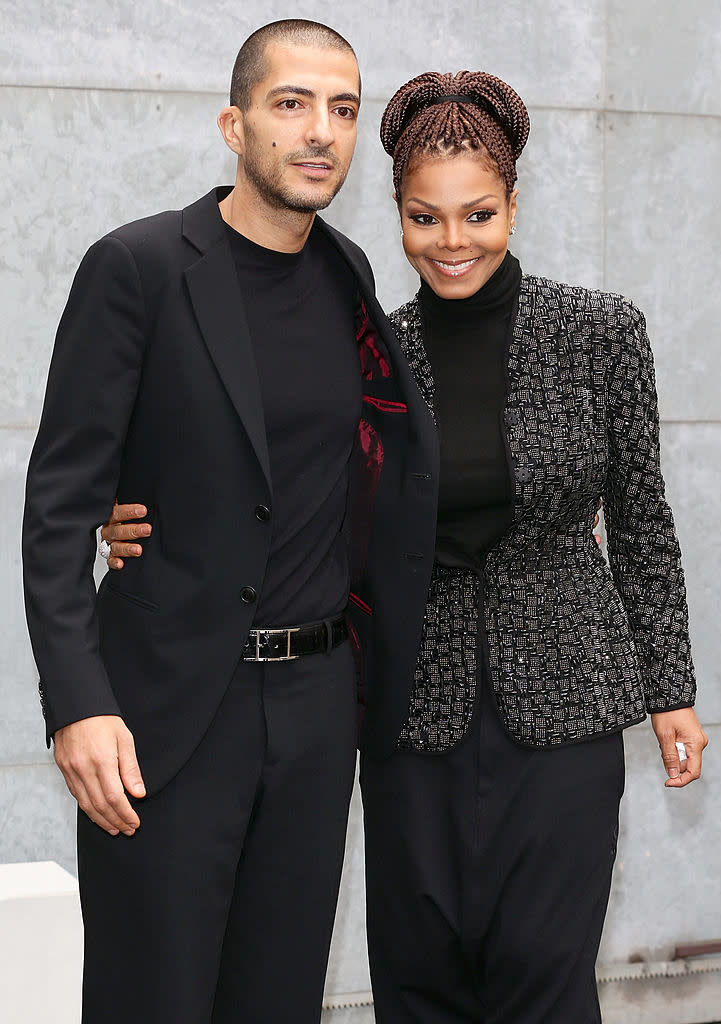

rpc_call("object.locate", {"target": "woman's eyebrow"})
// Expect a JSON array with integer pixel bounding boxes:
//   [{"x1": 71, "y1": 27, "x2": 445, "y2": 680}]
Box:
[
  {"x1": 462, "y1": 194, "x2": 497, "y2": 207},
  {"x1": 405, "y1": 198, "x2": 440, "y2": 210}
]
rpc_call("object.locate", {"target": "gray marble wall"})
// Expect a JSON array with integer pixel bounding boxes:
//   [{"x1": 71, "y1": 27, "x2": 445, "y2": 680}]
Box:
[{"x1": 1, "y1": 0, "x2": 719, "y2": 1007}]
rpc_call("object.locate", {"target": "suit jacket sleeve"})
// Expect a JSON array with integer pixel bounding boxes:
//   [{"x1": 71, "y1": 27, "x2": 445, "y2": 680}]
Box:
[
  {"x1": 22, "y1": 235, "x2": 149, "y2": 741},
  {"x1": 603, "y1": 300, "x2": 696, "y2": 713}
]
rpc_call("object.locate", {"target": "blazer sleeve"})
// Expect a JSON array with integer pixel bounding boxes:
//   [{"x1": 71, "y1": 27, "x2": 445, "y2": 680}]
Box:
[
  {"x1": 22, "y1": 234, "x2": 149, "y2": 742},
  {"x1": 602, "y1": 300, "x2": 696, "y2": 713}
]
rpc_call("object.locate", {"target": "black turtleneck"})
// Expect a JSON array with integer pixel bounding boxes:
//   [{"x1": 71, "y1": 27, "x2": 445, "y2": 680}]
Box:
[{"x1": 420, "y1": 251, "x2": 522, "y2": 570}]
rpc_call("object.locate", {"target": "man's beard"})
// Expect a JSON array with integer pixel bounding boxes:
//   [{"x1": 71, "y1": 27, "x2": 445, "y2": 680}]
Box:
[{"x1": 243, "y1": 131, "x2": 348, "y2": 213}]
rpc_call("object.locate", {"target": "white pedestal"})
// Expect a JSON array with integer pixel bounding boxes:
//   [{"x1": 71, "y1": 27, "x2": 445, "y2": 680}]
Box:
[{"x1": 0, "y1": 861, "x2": 83, "y2": 1024}]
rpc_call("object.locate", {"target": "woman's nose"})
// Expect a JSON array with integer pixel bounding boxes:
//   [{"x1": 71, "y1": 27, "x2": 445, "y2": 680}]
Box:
[{"x1": 438, "y1": 222, "x2": 469, "y2": 251}]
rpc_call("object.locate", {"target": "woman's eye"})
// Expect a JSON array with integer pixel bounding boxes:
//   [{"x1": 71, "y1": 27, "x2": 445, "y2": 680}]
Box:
[
  {"x1": 409, "y1": 214, "x2": 437, "y2": 226},
  {"x1": 468, "y1": 210, "x2": 496, "y2": 223}
]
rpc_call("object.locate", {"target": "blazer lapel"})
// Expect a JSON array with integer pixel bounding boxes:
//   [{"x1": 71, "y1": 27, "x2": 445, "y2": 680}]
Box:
[
  {"x1": 183, "y1": 190, "x2": 272, "y2": 491},
  {"x1": 315, "y1": 219, "x2": 439, "y2": 449}
]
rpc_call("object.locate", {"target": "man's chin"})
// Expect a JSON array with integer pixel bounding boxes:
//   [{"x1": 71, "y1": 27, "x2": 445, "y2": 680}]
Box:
[
  {"x1": 277, "y1": 174, "x2": 349, "y2": 213},
  {"x1": 283, "y1": 188, "x2": 338, "y2": 213}
]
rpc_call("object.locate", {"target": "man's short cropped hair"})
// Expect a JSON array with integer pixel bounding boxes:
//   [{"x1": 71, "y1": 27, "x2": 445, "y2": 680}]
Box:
[{"x1": 230, "y1": 19, "x2": 359, "y2": 111}]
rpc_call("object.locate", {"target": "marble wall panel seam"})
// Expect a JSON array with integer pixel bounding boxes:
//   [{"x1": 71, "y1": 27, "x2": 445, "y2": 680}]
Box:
[
  {"x1": 0, "y1": 761, "x2": 53, "y2": 769},
  {"x1": 0, "y1": 83, "x2": 227, "y2": 101},
  {"x1": 10, "y1": 82, "x2": 718, "y2": 122},
  {"x1": 0, "y1": 83, "x2": 608, "y2": 111},
  {"x1": 606, "y1": 106, "x2": 721, "y2": 122},
  {"x1": 601, "y1": 107, "x2": 608, "y2": 287}
]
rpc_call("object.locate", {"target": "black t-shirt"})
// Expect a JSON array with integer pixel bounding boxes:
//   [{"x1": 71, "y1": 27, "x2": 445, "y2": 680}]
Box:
[
  {"x1": 420, "y1": 251, "x2": 521, "y2": 570},
  {"x1": 225, "y1": 220, "x2": 362, "y2": 624}
]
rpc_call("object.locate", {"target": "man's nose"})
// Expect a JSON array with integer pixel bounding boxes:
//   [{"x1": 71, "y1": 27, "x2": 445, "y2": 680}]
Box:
[{"x1": 305, "y1": 107, "x2": 334, "y2": 149}]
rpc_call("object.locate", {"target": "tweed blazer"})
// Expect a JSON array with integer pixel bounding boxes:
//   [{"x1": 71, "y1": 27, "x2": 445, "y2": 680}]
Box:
[{"x1": 389, "y1": 274, "x2": 696, "y2": 753}]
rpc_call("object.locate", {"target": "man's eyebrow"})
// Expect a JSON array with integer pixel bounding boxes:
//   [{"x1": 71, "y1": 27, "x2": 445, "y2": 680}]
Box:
[{"x1": 266, "y1": 85, "x2": 360, "y2": 105}]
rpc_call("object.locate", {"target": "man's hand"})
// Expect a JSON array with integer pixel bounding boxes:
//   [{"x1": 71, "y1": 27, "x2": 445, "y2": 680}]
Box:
[
  {"x1": 101, "y1": 502, "x2": 152, "y2": 570},
  {"x1": 593, "y1": 497, "x2": 603, "y2": 546},
  {"x1": 54, "y1": 715, "x2": 146, "y2": 835},
  {"x1": 651, "y1": 707, "x2": 709, "y2": 788}
]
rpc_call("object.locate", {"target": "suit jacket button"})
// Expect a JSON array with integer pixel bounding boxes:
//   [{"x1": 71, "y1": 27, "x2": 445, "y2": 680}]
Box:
[
  {"x1": 516, "y1": 465, "x2": 533, "y2": 484},
  {"x1": 504, "y1": 408, "x2": 520, "y2": 426},
  {"x1": 240, "y1": 587, "x2": 257, "y2": 604},
  {"x1": 255, "y1": 505, "x2": 271, "y2": 522}
]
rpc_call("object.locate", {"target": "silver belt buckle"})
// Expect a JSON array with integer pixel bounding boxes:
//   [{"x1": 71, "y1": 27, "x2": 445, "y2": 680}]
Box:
[{"x1": 252, "y1": 627, "x2": 301, "y2": 662}]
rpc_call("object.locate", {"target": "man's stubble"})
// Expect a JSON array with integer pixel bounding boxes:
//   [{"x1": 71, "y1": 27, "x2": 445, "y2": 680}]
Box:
[{"x1": 242, "y1": 121, "x2": 350, "y2": 214}]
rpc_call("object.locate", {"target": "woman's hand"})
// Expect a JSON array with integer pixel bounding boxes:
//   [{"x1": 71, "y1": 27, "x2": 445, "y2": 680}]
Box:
[
  {"x1": 651, "y1": 707, "x2": 708, "y2": 788},
  {"x1": 101, "y1": 502, "x2": 152, "y2": 570}
]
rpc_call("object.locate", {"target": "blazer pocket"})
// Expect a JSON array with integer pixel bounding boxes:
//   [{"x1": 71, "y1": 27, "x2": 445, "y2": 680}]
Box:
[{"x1": 104, "y1": 582, "x2": 160, "y2": 613}]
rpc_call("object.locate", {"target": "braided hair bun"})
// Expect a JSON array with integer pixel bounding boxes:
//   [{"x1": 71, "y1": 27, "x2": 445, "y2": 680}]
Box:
[{"x1": 380, "y1": 70, "x2": 530, "y2": 197}]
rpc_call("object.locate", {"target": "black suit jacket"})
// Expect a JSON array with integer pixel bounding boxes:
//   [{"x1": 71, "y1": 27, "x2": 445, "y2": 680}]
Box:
[{"x1": 23, "y1": 187, "x2": 439, "y2": 791}]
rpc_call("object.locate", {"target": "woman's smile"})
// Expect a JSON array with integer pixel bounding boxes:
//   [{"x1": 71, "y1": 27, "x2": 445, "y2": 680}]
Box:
[{"x1": 427, "y1": 256, "x2": 482, "y2": 277}]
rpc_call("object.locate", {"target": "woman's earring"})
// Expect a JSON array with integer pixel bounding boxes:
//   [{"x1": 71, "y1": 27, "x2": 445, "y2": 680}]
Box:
[{"x1": 510, "y1": 224, "x2": 516, "y2": 235}]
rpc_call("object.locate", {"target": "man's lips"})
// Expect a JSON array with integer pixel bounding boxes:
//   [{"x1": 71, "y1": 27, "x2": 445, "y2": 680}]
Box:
[
  {"x1": 427, "y1": 256, "x2": 481, "y2": 278},
  {"x1": 292, "y1": 161, "x2": 333, "y2": 178}
]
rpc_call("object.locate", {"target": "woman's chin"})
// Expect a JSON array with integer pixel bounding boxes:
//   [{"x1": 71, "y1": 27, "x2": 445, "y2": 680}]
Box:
[{"x1": 421, "y1": 271, "x2": 487, "y2": 300}]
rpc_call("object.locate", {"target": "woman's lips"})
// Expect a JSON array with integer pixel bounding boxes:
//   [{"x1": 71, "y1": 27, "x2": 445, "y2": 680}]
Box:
[{"x1": 427, "y1": 256, "x2": 481, "y2": 278}]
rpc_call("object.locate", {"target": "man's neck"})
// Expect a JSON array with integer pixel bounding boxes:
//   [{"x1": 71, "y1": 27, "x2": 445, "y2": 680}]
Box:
[{"x1": 218, "y1": 178, "x2": 316, "y2": 254}]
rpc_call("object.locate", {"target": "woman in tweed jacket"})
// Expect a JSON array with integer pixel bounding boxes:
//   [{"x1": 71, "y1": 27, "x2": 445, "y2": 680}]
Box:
[{"x1": 357, "y1": 71, "x2": 709, "y2": 1023}]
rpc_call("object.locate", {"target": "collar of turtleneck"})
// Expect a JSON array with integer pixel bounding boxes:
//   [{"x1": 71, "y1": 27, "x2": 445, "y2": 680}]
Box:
[{"x1": 420, "y1": 249, "x2": 522, "y2": 321}]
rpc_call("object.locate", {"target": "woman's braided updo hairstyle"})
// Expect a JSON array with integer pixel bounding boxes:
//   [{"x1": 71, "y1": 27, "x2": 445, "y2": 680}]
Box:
[{"x1": 380, "y1": 70, "x2": 530, "y2": 198}]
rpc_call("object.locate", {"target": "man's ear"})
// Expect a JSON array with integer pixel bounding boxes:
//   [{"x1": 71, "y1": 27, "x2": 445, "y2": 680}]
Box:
[{"x1": 217, "y1": 106, "x2": 244, "y2": 157}]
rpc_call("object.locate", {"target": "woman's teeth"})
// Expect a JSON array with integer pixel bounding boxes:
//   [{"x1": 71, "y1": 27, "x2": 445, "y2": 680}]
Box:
[{"x1": 429, "y1": 258, "x2": 480, "y2": 276}]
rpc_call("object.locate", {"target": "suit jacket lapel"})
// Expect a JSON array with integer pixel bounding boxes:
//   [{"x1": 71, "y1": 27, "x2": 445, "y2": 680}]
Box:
[
  {"x1": 315, "y1": 218, "x2": 439, "y2": 451},
  {"x1": 183, "y1": 190, "x2": 272, "y2": 491}
]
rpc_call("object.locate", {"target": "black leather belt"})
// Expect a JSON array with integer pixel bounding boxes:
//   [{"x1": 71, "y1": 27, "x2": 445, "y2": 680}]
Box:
[{"x1": 242, "y1": 614, "x2": 348, "y2": 662}]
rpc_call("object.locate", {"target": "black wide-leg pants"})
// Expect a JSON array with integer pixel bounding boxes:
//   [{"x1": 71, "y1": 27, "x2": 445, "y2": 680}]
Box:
[
  {"x1": 77, "y1": 640, "x2": 357, "y2": 1024},
  {"x1": 361, "y1": 669, "x2": 625, "y2": 1024}
]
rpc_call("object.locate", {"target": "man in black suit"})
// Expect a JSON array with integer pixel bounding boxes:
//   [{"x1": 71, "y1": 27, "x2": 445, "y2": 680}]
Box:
[{"x1": 22, "y1": 19, "x2": 438, "y2": 1024}]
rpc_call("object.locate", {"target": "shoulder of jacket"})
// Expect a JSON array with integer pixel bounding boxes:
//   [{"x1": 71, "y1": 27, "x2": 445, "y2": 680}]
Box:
[
  {"x1": 521, "y1": 275, "x2": 645, "y2": 332},
  {"x1": 388, "y1": 293, "x2": 421, "y2": 329},
  {"x1": 89, "y1": 209, "x2": 185, "y2": 298},
  {"x1": 315, "y1": 218, "x2": 373, "y2": 277},
  {"x1": 319, "y1": 219, "x2": 362, "y2": 254},
  {"x1": 103, "y1": 208, "x2": 183, "y2": 254}
]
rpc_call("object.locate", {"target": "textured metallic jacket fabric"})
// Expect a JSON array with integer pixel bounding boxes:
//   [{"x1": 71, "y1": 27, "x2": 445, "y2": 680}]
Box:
[{"x1": 389, "y1": 274, "x2": 696, "y2": 753}]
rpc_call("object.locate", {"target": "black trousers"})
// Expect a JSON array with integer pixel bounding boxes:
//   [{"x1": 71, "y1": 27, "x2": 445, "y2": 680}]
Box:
[
  {"x1": 361, "y1": 670, "x2": 625, "y2": 1024},
  {"x1": 77, "y1": 639, "x2": 357, "y2": 1024}
]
